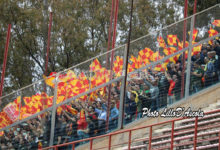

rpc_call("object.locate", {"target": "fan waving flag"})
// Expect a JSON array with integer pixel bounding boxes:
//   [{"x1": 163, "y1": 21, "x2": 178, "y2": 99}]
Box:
[{"x1": 212, "y1": 20, "x2": 220, "y2": 27}]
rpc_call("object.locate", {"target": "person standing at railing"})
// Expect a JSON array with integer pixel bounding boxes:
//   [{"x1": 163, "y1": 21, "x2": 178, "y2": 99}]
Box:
[
  {"x1": 108, "y1": 101, "x2": 119, "y2": 131},
  {"x1": 204, "y1": 55, "x2": 216, "y2": 87},
  {"x1": 143, "y1": 75, "x2": 159, "y2": 111},
  {"x1": 165, "y1": 71, "x2": 178, "y2": 106}
]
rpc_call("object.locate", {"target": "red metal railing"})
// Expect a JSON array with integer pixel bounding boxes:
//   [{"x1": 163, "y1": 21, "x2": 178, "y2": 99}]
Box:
[{"x1": 42, "y1": 109, "x2": 220, "y2": 150}]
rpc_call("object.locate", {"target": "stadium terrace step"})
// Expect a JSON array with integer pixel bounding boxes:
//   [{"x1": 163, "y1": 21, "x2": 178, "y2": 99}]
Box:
[
  {"x1": 176, "y1": 111, "x2": 220, "y2": 126},
  {"x1": 182, "y1": 143, "x2": 219, "y2": 150},
  {"x1": 123, "y1": 113, "x2": 220, "y2": 150}
]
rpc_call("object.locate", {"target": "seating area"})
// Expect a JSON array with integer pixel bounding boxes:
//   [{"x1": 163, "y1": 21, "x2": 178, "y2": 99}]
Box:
[{"x1": 120, "y1": 99, "x2": 220, "y2": 150}]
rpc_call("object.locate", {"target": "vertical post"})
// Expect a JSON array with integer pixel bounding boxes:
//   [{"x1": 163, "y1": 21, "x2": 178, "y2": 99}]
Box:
[
  {"x1": 90, "y1": 139, "x2": 93, "y2": 150},
  {"x1": 148, "y1": 126, "x2": 152, "y2": 150},
  {"x1": 128, "y1": 130, "x2": 132, "y2": 150},
  {"x1": 106, "y1": 0, "x2": 115, "y2": 69},
  {"x1": 49, "y1": 73, "x2": 59, "y2": 146},
  {"x1": 194, "y1": 117, "x2": 198, "y2": 150},
  {"x1": 118, "y1": 0, "x2": 134, "y2": 130},
  {"x1": 89, "y1": 71, "x2": 92, "y2": 90},
  {"x1": 185, "y1": 16, "x2": 195, "y2": 98},
  {"x1": 72, "y1": 143, "x2": 75, "y2": 150},
  {"x1": 171, "y1": 121, "x2": 175, "y2": 150},
  {"x1": 18, "y1": 92, "x2": 22, "y2": 121},
  {"x1": 0, "y1": 24, "x2": 11, "y2": 99},
  {"x1": 193, "y1": 0, "x2": 197, "y2": 17},
  {"x1": 106, "y1": 0, "x2": 119, "y2": 132},
  {"x1": 181, "y1": 0, "x2": 188, "y2": 99},
  {"x1": 219, "y1": 132, "x2": 220, "y2": 150},
  {"x1": 45, "y1": 12, "x2": 53, "y2": 76},
  {"x1": 118, "y1": 45, "x2": 128, "y2": 129},
  {"x1": 109, "y1": 135, "x2": 112, "y2": 150}
]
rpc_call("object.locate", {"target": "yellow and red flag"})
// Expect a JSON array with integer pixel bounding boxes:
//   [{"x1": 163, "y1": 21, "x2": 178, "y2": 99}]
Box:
[
  {"x1": 188, "y1": 29, "x2": 198, "y2": 41},
  {"x1": 208, "y1": 27, "x2": 219, "y2": 45},
  {"x1": 90, "y1": 58, "x2": 102, "y2": 72},
  {"x1": 113, "y1": 56, "x2": 123, "y2": 77},
  {"x1": 157, "y1": 36, "x2": 166, "y2": 48},
  {"x1": 167, "y1": 35, "x2": 178, "y2": 46},
  {"x1": 212, "y1": 20, "x2": 220, "y2": 27}
]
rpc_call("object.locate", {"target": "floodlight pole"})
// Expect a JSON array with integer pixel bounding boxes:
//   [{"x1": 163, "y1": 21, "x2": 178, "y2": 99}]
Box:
[{"x1": 0, "y1": 24, "x2": 11, "y2": 101}]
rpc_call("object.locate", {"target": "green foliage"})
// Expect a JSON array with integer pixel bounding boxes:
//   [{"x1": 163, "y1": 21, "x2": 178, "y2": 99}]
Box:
[{"x1": 1, "y1": 0, "x2": 217, "y2": 95}]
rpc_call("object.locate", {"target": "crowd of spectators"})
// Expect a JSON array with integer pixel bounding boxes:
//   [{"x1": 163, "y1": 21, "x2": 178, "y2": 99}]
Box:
[{"x1": 0, "y1": 39, "x2": 220, "y2": 149}]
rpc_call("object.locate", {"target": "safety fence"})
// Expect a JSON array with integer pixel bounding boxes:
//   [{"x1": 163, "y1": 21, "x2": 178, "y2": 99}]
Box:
[{"x1": 0, "y1": 4, "x2": 220, "y2": 149}]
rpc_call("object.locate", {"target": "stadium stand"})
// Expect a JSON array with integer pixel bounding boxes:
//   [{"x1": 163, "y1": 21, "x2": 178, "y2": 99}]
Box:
[{"x1": 0, "y1": 3, "x2": 220, "y2": 150}]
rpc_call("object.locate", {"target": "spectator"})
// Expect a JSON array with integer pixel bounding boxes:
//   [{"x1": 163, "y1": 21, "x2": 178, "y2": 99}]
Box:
[
  {"x1": 190, "y1": 61, "x2": 204, "y2": 94},
  {"x1": 204, "y1": 56, "x2": 216, "y2": 87},
  {"x1": 109, "y1": 101, "x2": 119, "y2": 131},
  {"x1": 144, "y1": 75, "x2": 159, "y2": 111},
  {"x1": 165, "y1": 71, "x2": 178, "y2": 105}
]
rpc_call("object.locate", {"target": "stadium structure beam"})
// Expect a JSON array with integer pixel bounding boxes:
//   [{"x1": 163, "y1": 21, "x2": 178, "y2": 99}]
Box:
[{"x1": 0, "y1": 24, "x2": 11, "y2": 102}]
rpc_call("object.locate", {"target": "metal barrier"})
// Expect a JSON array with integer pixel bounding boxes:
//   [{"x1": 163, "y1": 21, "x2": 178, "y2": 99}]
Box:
[{"x1": 42, "y1": 109, "x2": 220, "y2": 150}]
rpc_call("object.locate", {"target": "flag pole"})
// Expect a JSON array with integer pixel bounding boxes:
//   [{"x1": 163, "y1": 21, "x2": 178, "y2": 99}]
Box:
[{"x1": 0, "y1": 24, "x2": 11, "y2": 103}]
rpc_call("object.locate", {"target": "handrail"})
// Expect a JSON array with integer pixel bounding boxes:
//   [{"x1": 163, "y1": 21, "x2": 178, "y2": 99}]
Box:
[{"x1": 42, "y1": 108, "x2": 220, "y2": 150}]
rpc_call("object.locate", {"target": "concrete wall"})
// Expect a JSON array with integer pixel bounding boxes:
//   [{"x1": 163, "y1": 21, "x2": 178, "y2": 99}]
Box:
[{"x1": 76, "y1": 83, "x2": 220, "y2": 150}]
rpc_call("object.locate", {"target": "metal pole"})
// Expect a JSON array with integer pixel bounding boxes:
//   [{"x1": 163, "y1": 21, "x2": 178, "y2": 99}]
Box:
[
  {"x1": 118, "y1": 45, "x2": 128, "y2": 129},
  {"x1": 106, "y1": 0, "x2": 119, "y2": 132},
  {"x1": 119, "y1": 0, "x2": 134, "y2": 130},
  {"x1": 128, "y1": 130, "x2": 132, "y2": 150},
  {"x1": 0, "y1": 24, "x2": 11, "y2": 100},
  {"x1": 218, "y1": 132, "x2": 220, "y2": 150},
  {"x1": 45, "y1": 12, "x2": 53, "y2": 76},
  {"x1": 106, "y1": 0, "x2": 115, "y2": 69},
  {"x1": 148, "y1": 126, "x2": 152, "y2": 150},
  {"x1": 49, "y1": 73, "x2": 59, "y2": 146},
  {"x1": 90, "y1": 139, "x2": 93, "y2": 150},
  {"x1": 171, "y1": 121, "x2": 175, "y2": 150},
  {"x1": 194, "y1": 117, "x2": 198, "y2": 150},
  {"x1": 185, "y1": 16, "x2": 195, "y2": 98},
  {"x1": 193, "y1": 0, "x2": 197, "y2": 32},
  {"x1": 18, "y1": 92, "x2": 22, "y2": 121},
  {"x1": 193, "y1": 0, "x2": 197, "y2": 15},
  {"x1": 181, "y1": 0, "x2": 188, "y2": 99},
  {"x1": 109, "y1": 135, "x2": 112, "y2": 150}
]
